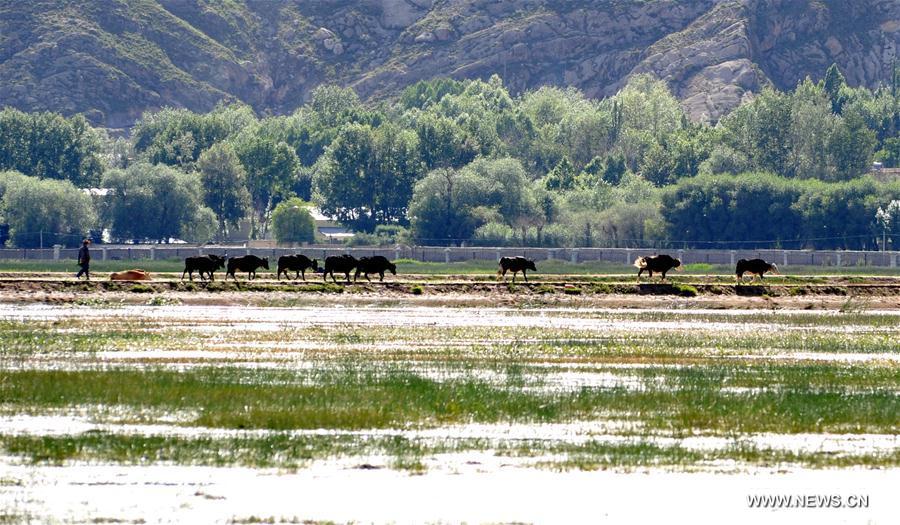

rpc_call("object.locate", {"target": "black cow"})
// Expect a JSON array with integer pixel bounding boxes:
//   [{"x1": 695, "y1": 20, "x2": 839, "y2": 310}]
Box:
[
  {"x1": 354, "y1": 256, "x2": 397, "y2": 282},
  {"x1": 181, "y1": 254, "x2": 226, "y2": 281},
  {"x1": 634, "y1": 254, "x2": 682, "y2": 282},
  {"x1": 736, "y1": 258, "x2": 779, "y2": 282},
  {"x1": 225, "y1": 255, "x2": 269, "y2": 280},
  {"x1": 323, "y1": 254, "x2": 358, "y2": 283},
  {"x1": 497, "y1": 256, "x2": 537, "y2": 283},
  {"x1": 277, "y1": 254, "x2": 318, "y2": 281}
]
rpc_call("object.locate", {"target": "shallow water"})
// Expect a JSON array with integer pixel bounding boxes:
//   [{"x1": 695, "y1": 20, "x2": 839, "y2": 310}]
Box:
[
  {"x1": 2, "y1": 301, "x2": 898, "y2": 523},
  {"x1": 2, "y1": 460, "x2": 897, "y2": 524}
]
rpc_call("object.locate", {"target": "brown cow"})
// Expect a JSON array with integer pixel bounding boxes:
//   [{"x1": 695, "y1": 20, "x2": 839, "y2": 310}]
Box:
[{"x1": 109, "y1": 269, "x2": 152, "y2": 281}]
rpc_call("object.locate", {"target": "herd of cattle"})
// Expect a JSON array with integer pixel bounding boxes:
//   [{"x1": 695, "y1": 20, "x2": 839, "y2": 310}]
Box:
[
  {"x1": 106, "y1": 253, "x2": 780, "y2": 284},
  {"x1": 177, "y1": 253, "x2": 398, "y2": 283}
]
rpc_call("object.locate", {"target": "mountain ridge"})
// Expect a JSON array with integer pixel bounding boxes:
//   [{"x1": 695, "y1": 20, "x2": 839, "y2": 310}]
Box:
[{"x1": 1, "y1": 0, "x2": 896, "y2": 129}]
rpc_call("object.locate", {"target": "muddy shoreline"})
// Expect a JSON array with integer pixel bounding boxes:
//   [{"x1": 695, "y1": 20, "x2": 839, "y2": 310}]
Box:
[{"x1": 2, "y1": 274, "x2": 900, "y2": 310}]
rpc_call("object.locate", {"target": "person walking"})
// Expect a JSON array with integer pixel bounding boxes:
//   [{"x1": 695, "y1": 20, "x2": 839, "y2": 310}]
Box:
[{"x1": 76, "y1": 239, "x2": 91, "y2": 280}]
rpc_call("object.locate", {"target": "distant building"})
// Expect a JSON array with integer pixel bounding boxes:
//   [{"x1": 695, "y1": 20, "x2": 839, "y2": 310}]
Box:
[
  {"x1": 871, "y1": 162, "x2": 900, "y2": 182},
  {"x1": 309, "y1": 207, "x2": 354, "y2": 243}
]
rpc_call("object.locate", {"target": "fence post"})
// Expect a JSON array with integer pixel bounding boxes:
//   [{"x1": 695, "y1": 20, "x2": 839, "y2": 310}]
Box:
[
  {"x1": 625, "y1": 249, "x2": 631, "y2": 265},
  {"x1": 444, "y1": 247, "x2": 451, "y2": 264},
  {"x1": 783, "y1": 250, "x2": 788, "y2": 267},
  {"x1": 53, "y1": 245, "x2": 61, "y2": 261},
  {"x1": 729, "y1": 250, "x2": 735, "y2": 266},
  {"x1": 677, "y1": 248, "x2": 684, "y2": 264},
  {"x1": 548, "y1": 249, "x2": 555, "y2": 261},
  {"x1": 102, "y1": 247, "x2": 108, "y2": 261},
  {"x1": 495, "y1": 248, "x2": 502, "y2": 262},
  {"x1": 150, "y1": 246, "x2": 156, "y2": 261},
  {"x1": 891, "y1": 253, "x2": 897, "y2": 268},
  {"x1": 395, "y1": 247, "x2": 401, "y2": 261},
  {"x1": 198, "y1": 246, "x2": 203, "y2": 257},
  {"x1": 835, "y1": 252, "x2": 841, "y2": 267},
  {"x1": 570, "y1": 248, "x2": 578, "y2": 264}
]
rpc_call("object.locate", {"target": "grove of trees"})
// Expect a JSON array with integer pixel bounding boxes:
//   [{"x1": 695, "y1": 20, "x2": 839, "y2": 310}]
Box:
[{"x1": 1, "y1": 62, "x2": 899, "y2": 250}]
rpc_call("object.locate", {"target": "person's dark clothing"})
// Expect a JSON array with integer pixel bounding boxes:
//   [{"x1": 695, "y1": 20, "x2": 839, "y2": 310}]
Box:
[{"x1": 76, "y1": 245, "x2": 91, "y2": 280}]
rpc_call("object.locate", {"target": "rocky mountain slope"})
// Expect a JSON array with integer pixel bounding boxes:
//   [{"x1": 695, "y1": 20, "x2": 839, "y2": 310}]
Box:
[{"x1": 1, "y1": 0, "x2": 896, "y2": 129}]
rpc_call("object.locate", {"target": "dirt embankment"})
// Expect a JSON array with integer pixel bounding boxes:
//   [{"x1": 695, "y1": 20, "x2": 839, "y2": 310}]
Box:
[{"x1": 2, "y1": 274, "x2": 900, "y2": 310}]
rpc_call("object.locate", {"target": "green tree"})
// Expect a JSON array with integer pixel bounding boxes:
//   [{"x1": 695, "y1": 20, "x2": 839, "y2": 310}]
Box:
[
  {"x1": 102, "y1": 163, "x2": 212, "y2": 243},
  {"x1": 413, "y1": 113, "x2": 477, "y2": 169},
  {"x1": 314, "y1": 123, "x2": 423, "y2": 232},
  {"x1": 602, "y1": 154, "x2": 628, "y2": 185},
  {"x1": 408, "y1": 158, "x2": 536, "y2": 244},
  {"x1": 132, "y1": 103, "x2": 254, "y2": 168},
  {"x1": 826, "y1": 109, "x2": 877, "y2": 180},
  {"x1": 233, "y1": 136, "x2": 300, "y2": 238},
  {"x1": 719, "y1": 88, "x2": 792, "y2": 176},
  {"x1": 875, "y1": 137, "x2": 900, "y2": 168},
  {"x1": 823, "y1": 63, "x2": 848, "y2": 114},
  {"x1": 271, "y1": 198, "x2": 316, "y2": 244},
  {"x1": 614, "y1": 75, "x2": 684, "y2": 142},
  {"x1": 789, "y1": 78, "x2": 834, "y2": 179},
  {"x1": 408, "y1": 167, "x2": 485, "y2": 244},
  {"x1": 660, "y1": 173, "x2": 802, "y2": 248},
  {"x1": 0, "y1": 108, "x2": 103, "y2": 187},
  {"x1": 400, "y1": 78, "x2": 467, "y2": 110},
  {"x1": 197, "y1": 143, "x2": 251, "y2": 240},
  {"x1": 875, "y1": 200, "x2": 900, "y2": 251},
  {"x1": 543, "y1": 157, "x2": 576, "y2": 191},
  {"x1": 1, "y1": 175, "x2": 96, "y2": 247},
  {"x1": 182, "y1": 207, "x2": 218, "y2": 244}
]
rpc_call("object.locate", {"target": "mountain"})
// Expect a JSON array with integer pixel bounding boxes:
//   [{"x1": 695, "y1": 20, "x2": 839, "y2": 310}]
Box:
[{"x1": 1, "y1": 0, "x2": 897, "y2": 129}]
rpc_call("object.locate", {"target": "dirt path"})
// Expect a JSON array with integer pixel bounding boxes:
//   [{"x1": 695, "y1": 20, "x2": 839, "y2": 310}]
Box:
[{"x1": 2, "y1": 273, "x2": 900, "y2": 310}]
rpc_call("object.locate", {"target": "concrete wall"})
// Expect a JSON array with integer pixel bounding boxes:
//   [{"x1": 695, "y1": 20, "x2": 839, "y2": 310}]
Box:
[{"x1": 2, "y1": 245, "x2": 898, "y2": 268}]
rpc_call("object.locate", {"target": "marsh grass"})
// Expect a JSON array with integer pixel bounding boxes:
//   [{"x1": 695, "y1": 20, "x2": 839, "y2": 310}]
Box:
[
  {"x1": 2, "y1": 363, "x2": 897, "y2": 435},
  {"x1": 0, "y1": 432, "x2": 465, "y2": 469},
  {"x1": 0, "y1": 320, "x2": 167, "y2": 355},
  {"x1": 2, "y1": 306, "x2": 897, "y2": 471},
  {"x1": 2, "y1": 315, "x2": 898, "y2": 363},
  {"x1": 3, "y1": 431, "x2": 897, "y2": 471},
  {"x1": 527, "y1": 440, "x2": 900, "y2": 471}
]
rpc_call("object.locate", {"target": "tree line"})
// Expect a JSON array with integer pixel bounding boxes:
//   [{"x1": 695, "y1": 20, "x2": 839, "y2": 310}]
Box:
[{"x1": 1, "y1": 63, "x2": 899, "y2": 250}]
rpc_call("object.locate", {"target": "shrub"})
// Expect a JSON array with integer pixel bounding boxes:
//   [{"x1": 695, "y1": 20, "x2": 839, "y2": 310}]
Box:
[{"x1": 271, "y1": 198, "x2": 315, "y2": 244}]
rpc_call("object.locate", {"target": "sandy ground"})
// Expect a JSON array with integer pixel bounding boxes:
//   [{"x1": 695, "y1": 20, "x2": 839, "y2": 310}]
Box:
[{"x1": 3, "y1": 286, "x2": 900, "y2": 310}]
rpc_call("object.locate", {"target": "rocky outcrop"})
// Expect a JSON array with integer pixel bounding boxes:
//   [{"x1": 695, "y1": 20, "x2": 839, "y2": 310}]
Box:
[{"x1": 0, "y1": 0, "x2": 896, "y2": 129}]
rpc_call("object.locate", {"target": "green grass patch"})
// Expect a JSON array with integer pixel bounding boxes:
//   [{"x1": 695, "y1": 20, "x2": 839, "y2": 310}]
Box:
[
  {"x1": 3, "y1": 432, "x2": 897, "y2": 470},
  {"x1": 2, "y1": 363, "x2": 897, "y2": 435}
]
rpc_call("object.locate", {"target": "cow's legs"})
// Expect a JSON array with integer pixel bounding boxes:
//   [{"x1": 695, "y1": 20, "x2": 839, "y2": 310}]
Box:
[
  {"x1": 300, "y1": 270, "x2": 306, "y2": 281},
  {"x1": 378, "y1": 272, "x2": 384, "y2": 282},
  {"x1": 523, "y1": 270, "x2": 528, "y2": 283}
]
